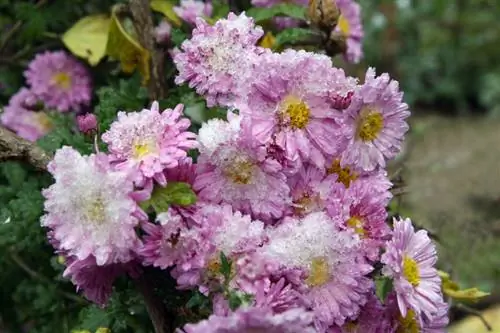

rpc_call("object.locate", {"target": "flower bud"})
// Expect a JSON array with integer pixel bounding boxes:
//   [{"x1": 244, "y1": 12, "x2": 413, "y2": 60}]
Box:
[
  {"x1": 77, "y1": 113, "x2": 98, "y2": 134},
  {"x1": 308, "y1": 0, "x2": 341, "y2": 31}
]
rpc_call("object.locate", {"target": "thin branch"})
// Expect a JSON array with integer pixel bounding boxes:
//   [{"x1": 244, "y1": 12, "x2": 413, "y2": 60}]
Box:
[
  {"x1": 0, "y1": 126, "x2": 52, "y2": 170},
  {"x1": 129, "y1": 0, "x2": 167, "y2": 100},
  {"x1": 455, "y1": 303, "x2": 493, "y2": 331}
]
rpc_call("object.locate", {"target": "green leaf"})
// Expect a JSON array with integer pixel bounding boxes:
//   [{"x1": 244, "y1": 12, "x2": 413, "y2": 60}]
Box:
[
  {"x1": 171, "y1": 28, "x2": 188, "y2": 47},
  {"x1": 141, "y1": 182, "x2": 197, "y2": 213},
  {"x1": 375, "y1": 277, "x2": 393, "y2": 303},
  {"x1": 228, "y1": 292, "x2": 243, "y2": 311},
  {"x1": 246, "y1": 3, "x2": 306, "y2": 23},
  {"x1": 273, "y1": 28, "x2": 318, "y2": 49},
  {"x1": 219, "y1": 252, "x2": 231, "y2": 282}
]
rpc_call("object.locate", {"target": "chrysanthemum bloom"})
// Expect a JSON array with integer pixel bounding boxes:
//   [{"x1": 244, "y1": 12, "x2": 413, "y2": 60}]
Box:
[
  {"x1": 259, "y1": 212, "x2": 373, "y2": 329},
  {"x1": 387, "y1": 293, "x2": 449, "y2": 333},
  {"x1": 326, "y1": 173, "x2": 393, "y2": 261},
  {"x1": 173, "y1": 12, "x2": 265, "y2": 107},
  {"x1": 381, "y1": 218, "x2": 442, "y2": 319},
  {"x1": 194, "y1": 113, "x2": 290, "y2": 221},
  {"x1": 41, "y1": 147, "x2": 144, "y2": 266},
  {"x1": 180, "y1": 306, "x2": 316, "y2": 333},
  {"x1": 155, "y1": 20, "x2": 172, "y2": 44},
  {"x1": 243, "y1": 50, "x2": 355, "y2": 170},
  {"x1": 63, "y1": 255, "x2": 141, "y2": 306},
  {"x1": 174, "y1": 0, "x2": 213, "y2": 25},
  {"x1": 102, "y1": 102, "x2": 197, "y2": 186},
  {"x1": 173, "y1": 204, "x2": 267, "y2": 290},
  {"x1": 335, "y1": 0, "x2": 364, "y2": 63},
  {"x1": 341, "y1": 68, "x2": 410, "y2": 172},
  {"x1": 0, "y1": 88, "x2": 52, "y2": 141},
  {"x1": 137, "y1": 210, "x2": 200, "y2": 269},
  {"x1": 24, "y1": 51, "x2": 92, "y2": 112}
]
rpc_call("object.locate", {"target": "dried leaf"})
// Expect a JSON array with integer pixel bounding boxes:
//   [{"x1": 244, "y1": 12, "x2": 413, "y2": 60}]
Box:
[
  {"x1": 62, "y1": 15, "x2": 111, "y2": 66},
  {"x1": 439, "y1": 270, "x2": 490, "y2": 302}
]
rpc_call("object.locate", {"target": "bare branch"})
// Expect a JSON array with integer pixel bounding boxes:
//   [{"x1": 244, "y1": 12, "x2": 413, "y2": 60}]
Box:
[
  {"x1": 0, "y1": 126, "x2": 51, "y2": 170},
  {"x1": 129, "y1": 0, "x2": 167, "y2": 100},
  {"x1": 455, "y1": 303, "x2": 493, "y2": 331}
]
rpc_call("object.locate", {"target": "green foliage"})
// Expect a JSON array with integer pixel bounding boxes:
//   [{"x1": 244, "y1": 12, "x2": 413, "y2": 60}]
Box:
[
  {"x1": 140, "y1": 182, "x2": 197, "y2": 214},
  {"x1": 246, "y1": 3, "x2": 306, "y2": 22},
  {"x1": 374, "y1": 276, "x2": 393, "y2": 303},
  {"x1": 273, "y1": 28, "x2": 318, "y2": 49}
]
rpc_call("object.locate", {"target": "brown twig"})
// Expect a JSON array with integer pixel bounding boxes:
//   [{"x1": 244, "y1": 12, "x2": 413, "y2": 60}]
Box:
[
  {"x1": 0, "y1": 126, "x2": 52, "y2": 170},
  {"x1": 129, "y1": 0, "x2": 167, "y2": 100},
  {"x1": 454, "y1": 303, "x2": 493, "y2": 331}
]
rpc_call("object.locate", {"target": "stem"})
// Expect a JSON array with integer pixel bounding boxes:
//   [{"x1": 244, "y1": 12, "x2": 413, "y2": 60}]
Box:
[
  {"x1": 129, "y1": 0, "x2": 167, "y2": 100},
  {"x1": 455, "y1": 303, "x2": 493, "y2": 331}
]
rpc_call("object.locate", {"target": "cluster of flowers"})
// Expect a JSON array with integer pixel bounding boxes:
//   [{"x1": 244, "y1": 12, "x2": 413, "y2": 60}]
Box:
[
  {"x1": 41, "y1": 12, "x2": 447, "y2": 333},
  {"x1": 1, "y1": 51, "x2": 92, "y2": 141}
]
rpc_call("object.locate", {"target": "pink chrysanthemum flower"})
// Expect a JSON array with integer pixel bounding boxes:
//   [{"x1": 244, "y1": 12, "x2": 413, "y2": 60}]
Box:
[
  {"x1": 77, "y1": 113, "x2": 97, "y2": 133},
  {"x1": 381, "y1": 218, "x2": 442, "y2": 319},
  {"x1": 335, "y1": 0, "x2": 364, "y2": 63},
  {"x1": 173, "y1": 12, "x2": 265, "y2": 107},
  {"x1": 155, "y1": 20, "x2": 172, "y2": 44},
  {"x1": 259, "y1": 212, "x2": 373, "y2": 329},
  {"x1": 101, "y1": 102, "x2": 197, "y2": 186},
  {"x1": 24, "y1": 51, "x2": 92, "y2": 112},
  {"x1": 194, "y1": 113, "x2": 290, "y2": 221},
  {"x1": 173, "y1": 204, "x2": 267, "y2": 290},
  {"x1": 41, "y1": 147, "x2": 144, "y2": 266},
  {"x1": 180, "y1": 306, "x2": 316, "y2": 333},
  {"x1": 243, "y1": 50, "x2": 355, "y2": 169},
  {"x1": 326, "y1": 173, "x2": 393, "y2": 261},
  {"x1": 174, "y1": 0, "x2": 213, "y2": 25},
  {"x1": 341, "y1": 68, "x2": 410, "y2": 172},
  {"x1": 137, "y1": 210, "x2": 199, "y2": 269},
  {"x1": 63, "y1": 255, "x2": 140, "y2": 306},
  {"x1": 0, "y1": 88, "x2": 52, "y2": 141},
  {"x1": 387, "y1": 293, "x2": 449, "y2": 333}
]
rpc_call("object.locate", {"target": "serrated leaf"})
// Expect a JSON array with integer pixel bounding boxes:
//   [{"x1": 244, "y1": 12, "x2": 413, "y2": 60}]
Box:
[
  {"x1": 438, "y1": 270, "x2": 490, "y2": 302},
  {"x1": 375, "y1": 277, "x2": 393, "y2": 303},
  {"x1": 62, "y1": 14, "x2": 111, "y2": 66},
  {"x1": 142, "y1": 182, "x2": 197, "y2": 213},
  {"x1": 246, "y1": 3, "x2": 306, "y2": 23},
  {"x1": 273, "y1": 28, "x2": 317, "y2": 49},
  {"x1": 150, "y1": 0, "x2": 182, "y2": 27},
  {"x1": 106, "y1": 7, "x2": 150, "y2": 84}
]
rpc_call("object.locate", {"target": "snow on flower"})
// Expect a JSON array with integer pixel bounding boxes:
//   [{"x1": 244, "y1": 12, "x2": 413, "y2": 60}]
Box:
[
  {"x1": 341, "y1": 68, "x2": 410, "y2": 172},
  {"x1": 41, "y1": 147, "x2": 144, "y2": 266},
  {"x1": 24, "y1": 51, "x2": 92, "y2": 112},
  {"x1": 180, "y1": 306, "x2": 316, "y2": 333},
  {"x1": 242, "y1": 50, "x2": 355, "y2": 170},
  {"x1": 335, "y1": 0, "x2": 364, "y2": 63},
  {"x1": 173, "y1": 204, "x2": 267, "y2": 290},
  {"x1": 258, "y1": 212, "x2": 373, "y2": 329},
  {"x1": 173, "y1": 12, "x2": 265, "y2": 107},
  {"x1": 194, "y1": 113, "x2": 290, "y2": 221},
  {"x1": 102, "y1": 102, "x2": 197, "y2": 186},
  {"x1": 0, "y1": 87, "x2": 52, "y2": 141},
  {"x1": 174, "y1": 0, "x2": 213, "y2": 25},
  {"x1": 381, "y1": 218, "x2": 442, "y2": 320}
]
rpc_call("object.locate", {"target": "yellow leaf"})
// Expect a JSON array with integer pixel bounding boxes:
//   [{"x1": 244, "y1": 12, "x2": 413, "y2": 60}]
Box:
[
  {"x1": 438, "y1": 270, "x2": 490, "y2": 303},
  {"x1": 150, "y1": 0, "x2": 182, "y2": 27},
  {"x1": 259, "y1": 32, "x2": 276, "y2": 49},
  {"x1": 106, "y1": 7, "x2": 150, "y2": 84},
  {"x1": 95, "y1": 328, "x2": 111, "y2": 333},
  {"x1": 62, "y1": 15, "x2": 111, "y2": 66}
]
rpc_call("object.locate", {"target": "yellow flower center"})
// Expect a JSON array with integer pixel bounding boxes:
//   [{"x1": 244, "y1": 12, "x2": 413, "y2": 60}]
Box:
[
  {"x1": 356, "y1": 107, "x2": 384, "y2": 142},
  {"x1": 259, "y1": 31, "x2": 276, "y2": 49},
  {"x1": 85, "y1": 198, "x2": 106, "y2": 224},
  {"x1": 397, "y1": 310, "x2": 420, "y2": 333},
  {"x1": 344, "y1": 321, "x2": 358, "y2": 332},
  {"x1": 338, "y1": 14, "x2": 350, "y2": 35},
  {"x1": 225, "y1": 159, "x2": 255, "y2": 185},
  {"x1": 207, "y1": 258, "x2": 221, "y2": 276},
  {"x1": 306, "y1": 257, "x2": 330, "y2": 287},
  {"x1": 403, "y1": 255, "x2": 420, "y2": 287},
  {"x1": 52, "y1": 72, "x2": 72, "y2": 90},
  {"x1": 34, "y1": 112, "x2": 53, "y2": 131},
  {"x1": 280, "y1": 95, "x2": 311, "y2": 130},
  {"x1": 326, "y1": 159, "x2": 358, "y2": 188},
  {"x1": 132, "y1": 140, "x2": 157, "y2": 159},
  {"x1": 346, "y1": 216, "x2": 366, "y2": 237}
]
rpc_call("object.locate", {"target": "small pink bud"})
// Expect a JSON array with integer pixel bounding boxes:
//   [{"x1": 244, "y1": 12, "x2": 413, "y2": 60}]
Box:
[
  {"x1": 77, "y1": 113, "x2": 97, "y2": 133},
  {"x1": 329, "y1": 91, "x2": 354, "y2": 110},
  {"x1": 154, "y1": 21, "x2": 172, "y2": 44}
]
